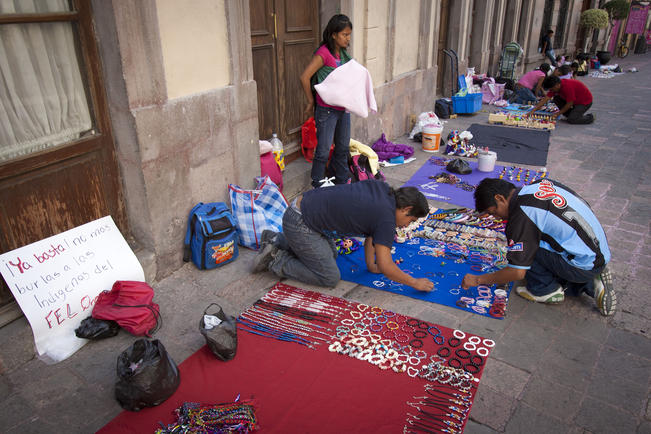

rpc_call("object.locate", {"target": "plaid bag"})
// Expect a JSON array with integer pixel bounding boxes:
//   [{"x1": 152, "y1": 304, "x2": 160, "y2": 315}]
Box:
[{"x1": 228, "y1": 176, "x2": 288, "y2": 250}]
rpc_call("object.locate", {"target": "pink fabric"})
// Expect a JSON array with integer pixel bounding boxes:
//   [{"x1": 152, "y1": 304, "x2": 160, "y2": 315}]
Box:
[
  {"x1": 517, "y1": 70, "x2": 545, "y2": 90},
  {"x1": 260, "y1": 152, "x2": 282, "y2": 192},
  {"x1": 314, "y1": 59, "x2": 378, "y2": 118},
  {"x1": 314, "y1": 45, "x2": 345, "y2": 110}
]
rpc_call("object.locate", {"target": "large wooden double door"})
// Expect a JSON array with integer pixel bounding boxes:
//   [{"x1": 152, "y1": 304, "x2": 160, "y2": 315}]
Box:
[{"x1": 250, "y1": 0, "x2": 319, "y2": 155}]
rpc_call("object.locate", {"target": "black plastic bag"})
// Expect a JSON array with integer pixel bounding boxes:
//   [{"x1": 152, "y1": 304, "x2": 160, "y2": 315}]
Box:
[
  {"x1": 75, "y1": 316, "x2": 120, "y2": 339},
  {"x1": 199, "y1": 303, "x2": 238, "y2": 361},
  {"x1": 446, "y1": 158, "x2": 472, "y2": 175},
  {"x1": 115, "y1": 339, "x2": 180, "y2": 411}
]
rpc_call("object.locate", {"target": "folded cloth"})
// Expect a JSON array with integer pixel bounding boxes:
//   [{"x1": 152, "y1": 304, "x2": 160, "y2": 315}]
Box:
[
  {"x1": 371, "y1": 133, "x2": 414, "y2": 161},
  {"x1": 314, "y1": 59, "x2": 377, "y2": 118},
  {"x1": 349, "y1": 139, "x2": 380, "y2": 175}
]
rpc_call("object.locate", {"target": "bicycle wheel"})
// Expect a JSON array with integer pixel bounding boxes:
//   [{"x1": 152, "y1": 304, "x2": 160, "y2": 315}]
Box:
[{"x1": 618, "y1": 45, "x2": 629, "y2": 58}]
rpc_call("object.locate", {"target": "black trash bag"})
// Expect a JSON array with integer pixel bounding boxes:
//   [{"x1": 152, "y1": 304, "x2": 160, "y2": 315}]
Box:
[
  {"x1": 413, "y1": 132, "x2": 422, "y2": 142},
  {"x1": 199, "y1": 303, "x2": 238, "y2": 361},
  {"x1": 115, "y1": 339, "x2": 180, "y2": 411},
  {"x1": 446, "y1": 158, "x2": 472, "y2": 175},
  {"x1": 75, "y1": 316, "x2": 120, "y2": 339}
]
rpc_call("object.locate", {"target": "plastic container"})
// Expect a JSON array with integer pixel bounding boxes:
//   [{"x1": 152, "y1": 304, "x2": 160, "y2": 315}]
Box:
[
  {"x1": 270, "y1": 133, "x2": 285, "y2": 171},
  {"x1": 422, "y1": 124, "x2": 442, "y2": 152},
  {"x1": 477, "y1": 150, "x2": 497, "y2": 172},
  {"x1": 452, "y1": 93, "x2": 483, "y2": 113}
]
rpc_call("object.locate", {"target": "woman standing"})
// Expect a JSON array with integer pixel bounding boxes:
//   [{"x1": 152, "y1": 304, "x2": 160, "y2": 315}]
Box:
[{"x1": 300, "y1": 14, "x2": 353, "y2": 188}]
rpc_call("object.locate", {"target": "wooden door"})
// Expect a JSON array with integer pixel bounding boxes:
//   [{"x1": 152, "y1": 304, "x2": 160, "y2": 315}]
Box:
[
  {"x1": 0, "y1": 2, "x2": 126, "y2": 325},
  {"x1": 436, "y1": 0, "x2": 450, "y2": 96},
  {"x1": 250, "y1": 0, "x2": 319, "y2": 155}
]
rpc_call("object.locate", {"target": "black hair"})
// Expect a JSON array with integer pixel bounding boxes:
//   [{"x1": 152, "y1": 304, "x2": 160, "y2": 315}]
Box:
[
  {"x1": 542, "y1": 75, "x2": 560, "y2": 90},
  {"x1": 392, "y1": 187, "x2": 429, "y2": 217},
  {"x1": 321, "y1": 14, "x2": 352, "y2": 55},
  {"x1": 571, "y1": 61, "x2": 579, "y2": 69},
  {"x1": 474, "y1": 179, "x2": 516, "y2": 212},
  {"x1": 539, "y1": 63, "x2": 551, "y2": 74},
  {"x1": 547, "y1": 29, "x2": 554, "y2": 35},
  {"x1": 558, "y1": 64, "x2": 572, "y2": 75}
]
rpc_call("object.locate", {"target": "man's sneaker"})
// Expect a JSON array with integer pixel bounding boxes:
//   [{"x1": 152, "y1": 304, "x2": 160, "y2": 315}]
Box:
[
  {"x1": 515, "y1": 285, "x2": 565, "y2": 304},
  {"x1": 260, "y1": 229, "x2": 278, "y2": 249},
  {"x1": 593, "y1": 266, "x2": 616, "y2": 316},
  {"x1": 251, "y1": 243, "x2": 277, "y2": 273}
]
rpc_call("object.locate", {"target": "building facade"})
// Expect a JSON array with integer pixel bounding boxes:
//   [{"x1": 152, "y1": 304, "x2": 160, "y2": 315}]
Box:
[{"x1": 0, "y1": 0, "x2": 634, "y2": 324}]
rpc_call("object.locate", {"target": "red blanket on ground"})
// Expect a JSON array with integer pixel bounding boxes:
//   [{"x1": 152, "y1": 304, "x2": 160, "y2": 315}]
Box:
[{"x1": 99, "y1": 284, "x2": 490, "y2": 433}]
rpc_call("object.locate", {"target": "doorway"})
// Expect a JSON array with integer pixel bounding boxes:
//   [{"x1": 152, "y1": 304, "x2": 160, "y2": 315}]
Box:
[
  {"x1": 250, "y1": 0, "x2": 320, "y2": 156},
  {"x1": 0, "y1": 1, "x2": 126, "y2": 325},
  {"x1": 436, "y1": 0, "x2": 451, "y2": 96}
]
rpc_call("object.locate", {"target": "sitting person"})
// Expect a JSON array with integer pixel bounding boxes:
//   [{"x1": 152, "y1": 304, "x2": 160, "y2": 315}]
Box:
[
  {"x1": 512, "y1": 63, "x2": 551, "y2": 104},
  {"x1": 461, "y1": 178, "x2": 616, "y2": 316},
  {"x1": 575, "y1": 56, "x2": 589, "y2": 76},
  {"x1": 526, "y1": 75, "x2": 594, "y2": 124},
  {"x1": 553, "y1": 64, "x2": 573, "y2": 80},
  {"x1": 252, "y1": 181, "x2": 434, "y2": 292},
  {"x1": 570, "y1": 61, "x2": 579, "y2": 78}
]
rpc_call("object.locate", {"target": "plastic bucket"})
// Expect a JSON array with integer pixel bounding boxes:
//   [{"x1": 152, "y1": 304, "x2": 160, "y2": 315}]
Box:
[
  {"x1": 477, "y1": 150, "x2": 497, "y2": 172},
  {"x1": 422, "y1": 124, "x2": 442, "y2": 152}
]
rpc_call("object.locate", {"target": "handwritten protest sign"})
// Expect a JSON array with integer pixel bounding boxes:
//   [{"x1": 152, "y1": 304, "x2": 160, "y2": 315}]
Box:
[{"x1": 0, "y1": 216, "x2": 144, "y2": 364}]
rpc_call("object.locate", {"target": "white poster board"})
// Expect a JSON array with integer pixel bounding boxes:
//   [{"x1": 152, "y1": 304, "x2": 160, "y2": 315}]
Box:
[{"x1": 0, "y1": 216, "x2": 144, "y2": 364}]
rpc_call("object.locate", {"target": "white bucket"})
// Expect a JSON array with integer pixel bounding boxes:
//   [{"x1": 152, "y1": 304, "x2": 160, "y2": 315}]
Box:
[
  {"x1": 422, "y1": 124, "x2": 442, "y2": 152},
  {"x1": 477, "y1": 150, "x2": 497, "y2": 172}
]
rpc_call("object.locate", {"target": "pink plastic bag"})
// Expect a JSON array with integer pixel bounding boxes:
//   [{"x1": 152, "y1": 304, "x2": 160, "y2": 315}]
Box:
[
  {"x1": 260, "y1": 152, "x2": 283, "y2": 192},
  {"x1": 481, "y1": 79, "x2": 505, "y2": 105}
]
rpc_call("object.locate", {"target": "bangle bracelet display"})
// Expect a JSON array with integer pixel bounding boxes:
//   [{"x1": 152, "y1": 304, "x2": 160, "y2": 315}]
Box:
[
  {"x1": 437, "y1": 346, "x2": 451, "y2": 358},
  {"x1": 448, "y1": 337, "x2": 461, "y2": 347},
  {"x1": 409, "y1": 338, "x2": 424, "y2": 348},
  {"x1": 463, "y1": 362, "x2": 480, "y2": 374},
  {"x1": 448, "y1": 357, "x2": 463, "y2": 369}
]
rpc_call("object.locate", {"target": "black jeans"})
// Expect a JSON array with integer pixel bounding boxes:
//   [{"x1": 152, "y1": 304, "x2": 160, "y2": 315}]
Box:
[{"x1": 553, "y1": 96, "x2": 594, "y2": 124}]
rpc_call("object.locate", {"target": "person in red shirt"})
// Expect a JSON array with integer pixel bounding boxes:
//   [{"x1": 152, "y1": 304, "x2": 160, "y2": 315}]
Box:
[{"x1": 526, "y1": 75, "x2": 594, "y2": 124}]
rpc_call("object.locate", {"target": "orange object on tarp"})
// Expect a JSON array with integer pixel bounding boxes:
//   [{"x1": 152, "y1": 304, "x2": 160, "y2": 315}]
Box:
[{"x1": 92, "y1": 281, "x2": 160, "y2": 337}]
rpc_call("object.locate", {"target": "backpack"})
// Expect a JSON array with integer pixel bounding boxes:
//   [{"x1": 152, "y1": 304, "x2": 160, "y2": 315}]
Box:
[
  {"x1": 183, "y1": 202, "x2": 239, "y2": 269},
  {"x1": 92, "y1": 281, "x2": 161, "y2": 337},
  {"x1": 348, "y1": 154, "x2": 385, "y2": 182}
]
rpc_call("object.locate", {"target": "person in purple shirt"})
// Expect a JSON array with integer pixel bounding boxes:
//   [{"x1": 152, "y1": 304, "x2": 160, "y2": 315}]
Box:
[{"x1": 300, "y1": 14, "x2": 353, "y2": 188}]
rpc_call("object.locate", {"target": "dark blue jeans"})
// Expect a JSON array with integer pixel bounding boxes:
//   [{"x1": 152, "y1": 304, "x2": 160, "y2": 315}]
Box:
[
  {"x1": 312, "y1": 105, "x2": 351, "y2": 187},
  {"x1": 269, "y1": 205, "x2": 340, "y2": 287},
  {"x1": 526, "y1": 248, "x2": 602, "y2": 297},
  {"x1": 552, "y1": 96, "x2": 593, "y2": 124},
  {"x1": 512, "y1": 86, "x2": 537, "y2": 104}
]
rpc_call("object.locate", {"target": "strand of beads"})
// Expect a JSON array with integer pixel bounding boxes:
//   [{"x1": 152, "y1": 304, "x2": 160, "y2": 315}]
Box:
[{"x1": 155, "y1": 401, "x2": 258, "y2": 433}]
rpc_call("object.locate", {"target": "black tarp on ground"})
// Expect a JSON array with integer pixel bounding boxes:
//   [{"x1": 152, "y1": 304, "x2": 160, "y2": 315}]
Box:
[{"x1": 468, "y1": 123, "x2": 551, "y2": 166}]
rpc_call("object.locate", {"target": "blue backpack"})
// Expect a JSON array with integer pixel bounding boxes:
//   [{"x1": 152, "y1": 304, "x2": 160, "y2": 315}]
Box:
[{"x1": 183, "y1": 202, "x2": 239, "y2": 269}]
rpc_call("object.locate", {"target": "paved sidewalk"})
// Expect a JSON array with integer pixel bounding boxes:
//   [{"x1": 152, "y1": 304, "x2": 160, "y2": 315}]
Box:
[{"x1": 1, "y1": 54, "x2": 650, "y2": 433}]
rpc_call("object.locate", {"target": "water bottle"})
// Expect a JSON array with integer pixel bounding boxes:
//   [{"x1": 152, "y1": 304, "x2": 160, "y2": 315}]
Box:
[{"x1": 270, "y1": 133, "x2": 285, "y2": 171}]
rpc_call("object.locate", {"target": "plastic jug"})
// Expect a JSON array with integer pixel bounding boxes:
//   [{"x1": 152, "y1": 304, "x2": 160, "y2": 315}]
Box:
[{"x1": 270, "y1": 133, "x2": 285, "y2": 171}]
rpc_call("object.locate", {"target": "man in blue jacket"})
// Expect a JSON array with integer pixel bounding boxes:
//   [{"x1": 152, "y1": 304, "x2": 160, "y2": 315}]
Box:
[{"x1": 461, "y1": 178, "x2": 616, "y2": 316}]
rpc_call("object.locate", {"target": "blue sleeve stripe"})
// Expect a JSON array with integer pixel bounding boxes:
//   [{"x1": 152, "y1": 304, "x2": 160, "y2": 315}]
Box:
[{"x1": 508, "y1": 264, "x2": 530, "y2": 270}]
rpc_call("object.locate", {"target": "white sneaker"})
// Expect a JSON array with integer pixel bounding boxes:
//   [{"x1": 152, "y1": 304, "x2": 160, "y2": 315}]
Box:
[
  {"x1": 515, "y1": 285, "x2": 565, "y2": 304},
  {"x1": 593, "y1": 266, "x2": 616, "y2": 316}
]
